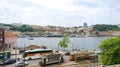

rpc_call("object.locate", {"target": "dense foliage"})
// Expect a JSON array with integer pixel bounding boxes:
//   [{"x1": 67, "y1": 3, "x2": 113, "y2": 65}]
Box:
[
  {"x1": 58, "y1": 36, "x2": 70, "y2": 51},
  {"x1": 10, "y1": 24, "x2": 33, "y2": 32},
  {"x1": 99, "y1": 36, "x2": 120, "y2": 65},
  {"x1": 93, "y1": 24, "x2": 119, "y2": 31}
]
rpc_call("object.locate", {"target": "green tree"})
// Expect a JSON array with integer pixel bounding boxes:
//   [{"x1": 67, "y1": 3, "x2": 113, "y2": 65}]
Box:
[
  {"x1": 79, "y1": 30, "x2": 84, "y2": 34},
  {"x1": 99, "y1": 36, "x2": 120, "y2": 65},
  {"x1": 10, "y1": 24, "x2": 33, "y2": 32},
  {"x1": 58, "y1": 36, "x2": 70, "y2": 51},
  {"x1": 93, "y1": 24, "x2": 119, "y2": 31},
  {"x1": 96, "y1": 31, "x2": 99, "y2": 36}
]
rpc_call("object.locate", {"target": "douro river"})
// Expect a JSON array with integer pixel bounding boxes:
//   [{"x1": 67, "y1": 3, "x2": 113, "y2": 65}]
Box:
[{"x1": 17, "y1": 37, "x2": 110, "y2": 51}]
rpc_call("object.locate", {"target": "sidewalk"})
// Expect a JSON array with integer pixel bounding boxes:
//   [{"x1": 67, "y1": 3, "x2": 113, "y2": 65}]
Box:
[{"x1": 27, "y1": 61, "x2": 102, "y2": 67}]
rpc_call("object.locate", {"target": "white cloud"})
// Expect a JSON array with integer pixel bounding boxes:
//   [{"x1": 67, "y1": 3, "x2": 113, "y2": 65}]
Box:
[
  {"x1": 18, "y1": 12, "x2": 43, "y2": 17},
  {"x1": 0, "y1": 0, "x2": 22, "y2": 13},
  {"x1": 81, "y1": 0, "x2": 110, "y2": 7},
  {"x1": 28, "y1": 0, "x2": 73, "y2": 9},
  {"x1": 0, "y1": 0, "x2": 120, "y2": 26},
  {"x1": 22, "y1": 7, "x2": 41, "y2": 13},
  {"x1": 18, "y1": 6, "x2": 44, "y2": 17}
]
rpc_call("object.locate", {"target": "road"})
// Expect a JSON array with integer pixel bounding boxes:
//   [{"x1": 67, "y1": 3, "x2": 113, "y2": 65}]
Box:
[
  {"x1": 0, "y1": 59, "x2": 40, "y2": 67},
  {"x1": 0, "y1": 55, "x2": 69, "y2": 67},
  {"x1": 0, "y1": 55, "x2": 102, "y2": 67}
]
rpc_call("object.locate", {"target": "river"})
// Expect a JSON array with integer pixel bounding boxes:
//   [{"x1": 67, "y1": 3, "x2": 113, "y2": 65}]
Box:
[{"x1": 17, "y1": 37, "x2": 110, "y2": 51}]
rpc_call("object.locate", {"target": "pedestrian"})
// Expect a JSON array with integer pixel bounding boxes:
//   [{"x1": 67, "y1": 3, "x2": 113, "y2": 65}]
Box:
[{"x1": 18, "y1": 58, "x2": 20, "y2": 61}]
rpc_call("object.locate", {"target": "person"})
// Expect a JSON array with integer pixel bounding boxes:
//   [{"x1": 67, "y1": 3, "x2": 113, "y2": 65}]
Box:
[
  {"x1": 60, "y1": 56, "x2": 64, "y2": 63},
  {"x1": 17, "y1": 58, "x2": 20, "y2": 61}
]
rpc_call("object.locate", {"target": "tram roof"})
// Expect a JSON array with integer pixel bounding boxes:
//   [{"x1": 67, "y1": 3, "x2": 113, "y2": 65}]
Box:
[{"x1": 25, "y1": 49, "x2": 52, "y2": 52}]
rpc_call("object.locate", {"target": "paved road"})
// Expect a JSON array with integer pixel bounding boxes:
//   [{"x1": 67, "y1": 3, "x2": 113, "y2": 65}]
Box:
[
  {"x1": 0, "y1": 59, "x2": 41, "y2": 67},
  {"x1": 0, "y1": 55, "x2": 103, "y2": 67},
  {"x1": 0, "y1": 55, "x2": 69, "y2": 67}
]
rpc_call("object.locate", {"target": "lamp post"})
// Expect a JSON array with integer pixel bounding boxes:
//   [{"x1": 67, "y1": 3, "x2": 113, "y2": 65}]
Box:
[
  {"x1": 3, "y1": 44, "x2": 5, "y2": 67},
  {"x1": 93, "y1": 49, "x2": 96, "y2": 66},
  {"x1": 72, "y1": 43, "x2": 74, "y2": 52},
  {"x1": 15, "y1": 48, "x2": 17, "y2": 59},
  {"x1": 23, "y1": 45, "x2": 25, "y2": 67},
  {"x1": 58, "y1": 44, "x2": 59, "y2": 53}
]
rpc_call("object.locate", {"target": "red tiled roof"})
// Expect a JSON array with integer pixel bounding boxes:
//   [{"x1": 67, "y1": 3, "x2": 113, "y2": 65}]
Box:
[{"x1": 5, "y1": 33, "x2": 16, "y2": 38}]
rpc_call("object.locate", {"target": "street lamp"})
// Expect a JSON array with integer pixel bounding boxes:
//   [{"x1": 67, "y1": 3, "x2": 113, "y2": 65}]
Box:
[
  {"x1": 72, "y1": 43, "x2": 74, "y2": 52},
  {"x1": 58, "y1": 44, "x2": 59, "y2": 53},
  {"x1": 23, "y1": 45, "x2": 26, "y2": 67},
  {"x1": 2, "y1": 43, "x2": 5, "y2": 67}
]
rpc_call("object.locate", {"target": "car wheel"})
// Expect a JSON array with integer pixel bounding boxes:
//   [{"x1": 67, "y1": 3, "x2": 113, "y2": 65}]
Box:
[
  {"x1": 14, "y1": 61, "x2": 16, "y2": 63},
  {"x1": 29, "y1": 57, "x2": 32, "y2": 60},
  {"x1": 60, "y1": 57, "x2": 64, "y2": 63}
]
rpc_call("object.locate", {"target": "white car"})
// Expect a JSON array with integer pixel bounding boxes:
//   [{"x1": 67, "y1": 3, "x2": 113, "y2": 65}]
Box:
[{"x1": 14, "y1": 61, "x2": 28, "y2": 67}]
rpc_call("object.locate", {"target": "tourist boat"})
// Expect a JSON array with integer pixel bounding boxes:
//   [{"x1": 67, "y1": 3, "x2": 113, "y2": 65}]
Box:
[
  {"x1": 18, "y1": 35, "x2": 28, "y2": 38},
  {"x1": 28, "y1": 37, "x2": 34, "y2": 40}
]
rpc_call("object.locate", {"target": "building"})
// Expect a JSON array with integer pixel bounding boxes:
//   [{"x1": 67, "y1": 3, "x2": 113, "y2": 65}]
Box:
[
  {"x1": 0, "y1": 28, "x2": 17, "y2": 49},
  {"x1": 83, "y1": 22, "x2": 87, "y2": 27},
  {"x1": 0, "y1": 28, "x2": 4, "y2": 48},
  {"x1": 118, "y1": 24, "x2": 120, "y2": 28},
  {"x1": 5, "y1": 33, "x2": 17, "y2": 48},
  {"x1": 11, "y1": 22, "x2": 22, "y2": 27},
  {"x1": 0, "y1": 29, "x2": 17, "y2": 48},
  {"x1": 0, "y1": 28, "x2": 17, "y2": 60}
]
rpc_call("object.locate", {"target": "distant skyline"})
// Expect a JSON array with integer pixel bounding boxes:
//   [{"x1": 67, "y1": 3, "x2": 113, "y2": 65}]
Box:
[{"x1": 0, "y1": 0, "x2": 120, "y2": 27}]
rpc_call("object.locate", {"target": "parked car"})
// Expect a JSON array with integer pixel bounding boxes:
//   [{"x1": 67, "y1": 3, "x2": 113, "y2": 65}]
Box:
[
  {"x1": 64, "y1": 52, "x2": 70, "y2": 56},
  {"x1": 0, "y1": 59, "x2": 16, "y2": 65},
  {"x1": 14, "y1": 61, "x2": 28, "y2": 67}
]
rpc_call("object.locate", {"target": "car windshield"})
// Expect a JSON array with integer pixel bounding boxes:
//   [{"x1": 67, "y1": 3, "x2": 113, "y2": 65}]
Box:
[
  {"x1": 18, "y1": 61, "x2": 26, "y2": 64},
  {"x1": 0, "y1": 61, "x2": 3, "y2": 63},
  {"x1": 20, "y1": 62, "x2": 24, "y2": 63},
  {"x1": 5, "y1": 60, "x2": 10, "y2": 62}
]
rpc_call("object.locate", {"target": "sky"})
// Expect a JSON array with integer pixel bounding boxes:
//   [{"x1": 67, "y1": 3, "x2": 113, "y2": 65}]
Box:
[{"x1": 0, "y1": 0, "x2": 120, "y2": 27}]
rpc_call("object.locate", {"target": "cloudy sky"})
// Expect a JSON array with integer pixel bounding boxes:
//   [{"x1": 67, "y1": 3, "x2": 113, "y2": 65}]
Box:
[{"x1": 0, "y1": 0, "x2": 120, "y2": 27}]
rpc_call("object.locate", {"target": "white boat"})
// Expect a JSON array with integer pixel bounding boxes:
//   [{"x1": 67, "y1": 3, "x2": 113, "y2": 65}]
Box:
[{"x1": 28, "y1": 37, "x2": 34, "y2": 40}]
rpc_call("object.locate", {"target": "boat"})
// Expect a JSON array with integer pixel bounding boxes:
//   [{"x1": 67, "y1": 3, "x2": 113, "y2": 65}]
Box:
[
  {"x1": 18, "y1": 35, "x2": 28, "y2": 38},
  {"x1": 47, "y1": 34, "x2": 64, "y2": 37},
  {"x1": 28, "y1": 37, "x2": 34, "y2": 40}
]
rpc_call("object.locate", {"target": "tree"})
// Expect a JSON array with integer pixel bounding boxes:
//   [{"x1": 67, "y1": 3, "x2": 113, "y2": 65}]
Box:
[
  {"x1": 58, "y1": 36, "x2": 70, "y2": 51},
  {"x1": 79, "y1": 30, "x2": 84, "y2": 34},
  {"x1": 95, "y1": 31, "x2": 99, "y2": 36},
  {"x1": 10, "y1": 24, "x2": 33, "y2": 32},
  {"x1": 99, "y1": 36, "x2": 120, "y2": 65},
  {"x1": 93, "y1": 24, "x2": 119, "y2": 31}
]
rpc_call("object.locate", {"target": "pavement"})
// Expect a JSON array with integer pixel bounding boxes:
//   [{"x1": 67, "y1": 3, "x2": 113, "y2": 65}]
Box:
[
  {"x1": 28, "y1": 62, "x2": 120, "y2": 67},
  {"x1": 27, "y1": 60, "x2": 102, "y2": 67}
]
